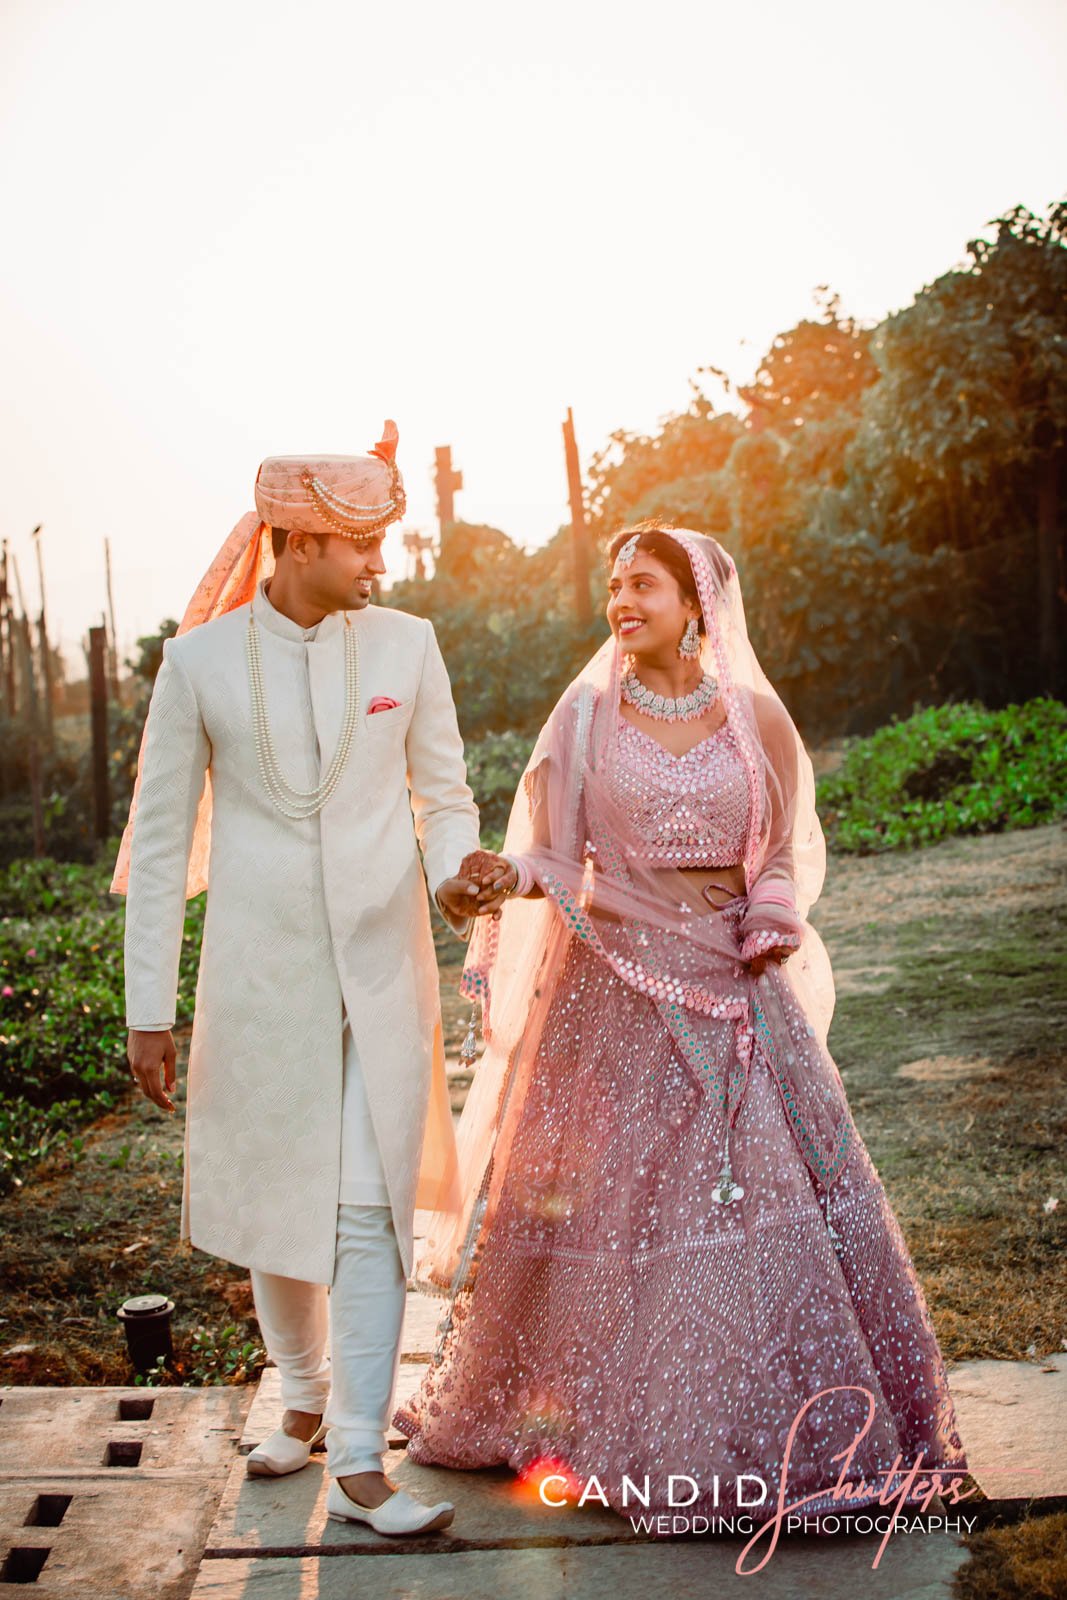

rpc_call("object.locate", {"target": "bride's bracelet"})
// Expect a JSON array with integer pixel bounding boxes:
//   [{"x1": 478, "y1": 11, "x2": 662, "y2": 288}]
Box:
[{"x1": 501, "y1": 854, "x2": 534, "y2": 898}]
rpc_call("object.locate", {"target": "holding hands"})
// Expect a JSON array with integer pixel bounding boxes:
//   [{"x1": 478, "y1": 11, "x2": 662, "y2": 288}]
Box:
[
  {"x1": 458, "y1": 851, "x2": 520, "y2": 918},
  {"x1": 434, "y1": 852, "x2": 533, "y2": 925},
  {"x1": 435, "y1": 852, "x2": 520, "y2": 924}
]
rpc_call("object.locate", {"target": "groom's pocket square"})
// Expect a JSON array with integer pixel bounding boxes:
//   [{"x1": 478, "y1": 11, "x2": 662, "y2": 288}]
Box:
[{"x1": 368, "y1": 697, "x2": 402, "y2": 713}]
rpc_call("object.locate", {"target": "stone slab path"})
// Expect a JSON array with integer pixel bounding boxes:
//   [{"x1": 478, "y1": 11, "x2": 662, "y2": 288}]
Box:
[
  {"x1": 0, "y1": 1385, "x2": 250, "y2": 1598},
  {"x1": 2, "y1": 1292, "x2": 1062, "y2": 1599}
]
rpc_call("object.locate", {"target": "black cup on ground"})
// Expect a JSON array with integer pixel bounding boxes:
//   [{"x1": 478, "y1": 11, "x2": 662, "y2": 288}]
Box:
[{"x1": 117, "y1": 1294, "x2": 175, "y2": 1372}]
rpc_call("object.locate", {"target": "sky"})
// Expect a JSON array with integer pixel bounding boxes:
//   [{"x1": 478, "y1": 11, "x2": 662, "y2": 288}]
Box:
[{"x1": 1, "y1": 0, "x2": 1065, "y2": 667}]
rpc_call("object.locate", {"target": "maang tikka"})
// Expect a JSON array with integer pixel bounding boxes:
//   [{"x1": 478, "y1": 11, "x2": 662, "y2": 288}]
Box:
[{"x1": 616, "y1": 533, "x2": 640, "y2": 568}]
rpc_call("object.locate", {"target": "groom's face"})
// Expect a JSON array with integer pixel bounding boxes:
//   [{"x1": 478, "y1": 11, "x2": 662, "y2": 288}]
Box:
[{"x1": 307, "y1": 531, "x2": 388, "y2": 612}]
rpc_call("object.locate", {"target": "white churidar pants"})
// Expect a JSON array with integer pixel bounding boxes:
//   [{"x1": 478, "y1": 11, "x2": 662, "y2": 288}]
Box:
[{"x1": 250, "y1": 1020, "x2": 406, "y2": 1478}]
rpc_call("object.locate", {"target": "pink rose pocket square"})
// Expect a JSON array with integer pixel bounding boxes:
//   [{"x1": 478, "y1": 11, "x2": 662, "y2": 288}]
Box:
[{"x1": 368, "y1": 696, "x2": 402, "y2": 713}]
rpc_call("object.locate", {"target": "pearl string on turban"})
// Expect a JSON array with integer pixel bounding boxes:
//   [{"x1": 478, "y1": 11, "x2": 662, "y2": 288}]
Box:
[{"x1": 110, "y1": 421, "x2": 406, "y2": 897}]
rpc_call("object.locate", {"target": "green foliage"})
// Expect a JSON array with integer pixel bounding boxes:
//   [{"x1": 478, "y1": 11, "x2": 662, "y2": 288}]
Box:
[
  {"x1": 387, "y1": 521, "x2": 607, "y2": 739},
  {"x1": 816, "y1": 698, "x2": 1067, "y2": 853},
  {"x1": 738, "y1": 524, "x2": 961, "y2": 738},
  {"x1": 581, "y1": 201, "x2": 1067, "y2": 730},
  {"x1": 128, "y1": 619, "x2": 179, "y2": 686},
  {"x1": 464, "y1": 730, "x2": 536, "y2": 845},
  {"x1": 735, "y1": 290, "x2": 882, "y2": 430},
  {"x1": 0, "y1": 858, "x2": 204, "y2": 1190},
  {"x1": 185, "y1": 1324, "x2": 266, "y2": 1386},
  {"x1": 586, "y1": 383, "x2": 744, "y2": 533},
  {"x1": 837, "y1": 202, "x2": 1067, "y2": 558},
  {"x1": 811, "y1": 200, "x2": 1067, "y2": 706},
  {"x1": 0, "y1": 619, "x2": 177, "y2": 868},
  {"x1": 131, "y1": 1327, "x2": 267, "y2": 1388}
]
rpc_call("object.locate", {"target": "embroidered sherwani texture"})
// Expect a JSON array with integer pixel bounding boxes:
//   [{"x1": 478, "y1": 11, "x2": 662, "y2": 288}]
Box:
[{"x1": 123, "y1": 585, "x2": 479, "y2": 1286}]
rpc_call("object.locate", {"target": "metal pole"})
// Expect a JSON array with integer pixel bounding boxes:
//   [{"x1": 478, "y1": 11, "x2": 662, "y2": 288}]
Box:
[{"x1": 562, "y1": 407, "x2": 591, "y2": 625}]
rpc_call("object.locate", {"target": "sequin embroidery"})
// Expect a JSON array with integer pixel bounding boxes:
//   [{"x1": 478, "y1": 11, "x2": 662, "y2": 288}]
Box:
[{"x1": 610, "y1": 716, "x2": 750, "y2": 868}]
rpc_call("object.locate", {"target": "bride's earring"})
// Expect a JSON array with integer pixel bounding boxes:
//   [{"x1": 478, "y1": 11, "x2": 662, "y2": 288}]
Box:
[{"x1": 678, "y1": 615, "x2": 700, "y2": 659}]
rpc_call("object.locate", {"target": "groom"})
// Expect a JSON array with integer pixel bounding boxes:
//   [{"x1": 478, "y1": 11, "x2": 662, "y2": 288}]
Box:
[{"x1": 116, "y1": 426, "x2": 484, "y2": 1535}]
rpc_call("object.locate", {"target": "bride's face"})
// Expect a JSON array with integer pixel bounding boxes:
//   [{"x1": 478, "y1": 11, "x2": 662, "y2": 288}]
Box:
[{"x1": 607, "y1": 550, "x2": 700, "y2": 663}]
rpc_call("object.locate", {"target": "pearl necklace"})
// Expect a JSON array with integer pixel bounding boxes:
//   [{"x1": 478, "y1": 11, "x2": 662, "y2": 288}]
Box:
[
  {"x1": 621, "y1": 667, "x2": 718, "y2": 723},
  {"x1": 246, "y1": 609, "x2": 360, "y2": 819}
]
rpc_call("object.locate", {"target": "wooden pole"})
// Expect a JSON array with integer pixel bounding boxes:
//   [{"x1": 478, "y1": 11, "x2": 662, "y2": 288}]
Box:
[
  {"x1": 433, "y1": 446, "x2": 463, "y2": 535},
  {"x1": 104, "y1": 537, "x2": 121, "y2": 703},
  {"x1": 88, "y1": 625, "x2": 110, "y2": 843},
  {"x1": 402, "y1": 530, "x2": 434, "y2": 581},
  {"x1": 17, "y1": 617, "x2": 45, "y2": 856},
  {"x1": 31, "y1": 526, "x2": 54, "y2": 745},
  {"x1": 10, "y1": 555, "x2": 45, "y2": 856},
  {"x1": 0, "y1": 540, "x2": 13, "y2": 718},
  {"x1": 10, "y1": 553, "x2": 33, "y2": 712},
  {"x1": 562, "y1": 407, "x2": 591, "y2": 625},
  {"x1": 1037, "y1": 447, "x2": 1063, "y2": 695}
]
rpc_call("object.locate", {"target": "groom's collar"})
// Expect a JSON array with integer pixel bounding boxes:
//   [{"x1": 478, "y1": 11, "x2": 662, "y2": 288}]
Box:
[{"x1": 252, "y1": 579, "x2": 347, "y2": 644}]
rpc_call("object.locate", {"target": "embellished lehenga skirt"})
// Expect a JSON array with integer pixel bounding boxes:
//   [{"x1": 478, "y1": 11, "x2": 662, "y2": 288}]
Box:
[{"x1": 392, "y1": 910, "x2": 968, "y2": 1521}]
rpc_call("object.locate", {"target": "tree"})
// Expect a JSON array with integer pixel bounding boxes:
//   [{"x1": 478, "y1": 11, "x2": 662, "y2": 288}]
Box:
[
  {"x1": 736, "y1": 287, "x2": 880, "y2": 433},
  {"x1": 832, "y1": 200, "x2": 1067, "y2": 692},
  {"x1": 387, "y1": 523, "x2": 606, "y2": 738},
  {"x1": 585, "y1": 382, "x2": 744, "y2": 538}
]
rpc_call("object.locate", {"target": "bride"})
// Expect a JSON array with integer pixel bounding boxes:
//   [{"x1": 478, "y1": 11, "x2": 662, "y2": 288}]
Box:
[{"x1": 392, "y1": 520, "x2": 968, "y2": 1521}]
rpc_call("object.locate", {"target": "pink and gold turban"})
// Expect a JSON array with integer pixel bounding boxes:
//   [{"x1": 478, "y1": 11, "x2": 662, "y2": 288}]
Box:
[
  {"x1": 254, "y1": 428, "x2": 406, "y2": 539},
  {"x1": 111, "y1": 421, "x2": 405, "y2": 895}
]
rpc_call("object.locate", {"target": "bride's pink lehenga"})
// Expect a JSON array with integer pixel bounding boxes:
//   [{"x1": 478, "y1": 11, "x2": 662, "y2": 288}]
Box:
[{"x1": 393, "y1": 529, "x2": 968, "y2": 1522}]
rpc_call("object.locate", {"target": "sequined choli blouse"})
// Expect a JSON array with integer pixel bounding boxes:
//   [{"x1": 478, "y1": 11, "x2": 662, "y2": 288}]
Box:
[{"x1": 611, "y1": 714, "x2": 750, "y2": 868}]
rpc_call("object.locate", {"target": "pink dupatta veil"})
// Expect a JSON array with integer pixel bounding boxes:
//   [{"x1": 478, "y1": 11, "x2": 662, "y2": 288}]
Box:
[{"x1": 414, "y1": 528, "x2": 852, "y2": 1312}]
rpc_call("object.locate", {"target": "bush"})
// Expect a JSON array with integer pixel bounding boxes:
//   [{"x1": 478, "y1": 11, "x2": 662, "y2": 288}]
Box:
[
  {"x1": 464, "y1": 731, "x2": 537, "y2": 846},
  {"x1": 387, "y1": 523, "x2": 607, "y2": 740},
  {"x1": 0, "y1": 858, "x2": 204, "y2": 1190},
  {"x1": 816, "y1": 698, "x2": 1067, "y2": 853}
]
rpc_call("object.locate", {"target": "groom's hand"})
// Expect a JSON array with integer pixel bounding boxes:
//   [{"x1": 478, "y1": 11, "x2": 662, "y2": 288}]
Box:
[
  {"x1": 127, "y1": 1028, "x2": 177, "y2": 1114},
  {"x1": 435, "y1": 875, "x2": 482, "y2": 924}
]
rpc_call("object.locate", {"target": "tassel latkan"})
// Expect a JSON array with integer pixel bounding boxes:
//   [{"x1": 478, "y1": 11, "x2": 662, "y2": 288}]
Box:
[{"x1": 459, "y1": 1007, "x2": 479, "y2": 1066}]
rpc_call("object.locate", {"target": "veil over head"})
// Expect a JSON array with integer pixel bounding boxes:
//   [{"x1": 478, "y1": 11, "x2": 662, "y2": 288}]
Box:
[
  {"x1": 415, "y1": 524, "x2": 847, "y2": 1302},
  {"x1": 110, "y1": 422, "x2": 406, "y2": 898}
]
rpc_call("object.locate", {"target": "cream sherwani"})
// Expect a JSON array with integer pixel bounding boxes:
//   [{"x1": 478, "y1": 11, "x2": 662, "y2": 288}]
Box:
[{"x1": 123, "y1": 583, "x2": 479, "y2": 1285}]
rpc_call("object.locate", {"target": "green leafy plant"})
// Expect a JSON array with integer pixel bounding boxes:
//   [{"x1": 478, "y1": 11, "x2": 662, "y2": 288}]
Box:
[
  {"x1": 0, "y1": 857, "x2": 204, "y2": 1190},
  {"x1": 185, "y1": 1324, "x2": 266, "y2": 1386},
  {"x1": 816, "y1": 698, "x2": 1067, "y2": 853},
  {"x1": 463, "y1": 730, "x2": 537, "y2": 844}
]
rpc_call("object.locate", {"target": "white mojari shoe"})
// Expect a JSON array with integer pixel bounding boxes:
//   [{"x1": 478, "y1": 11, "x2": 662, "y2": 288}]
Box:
[
  {"x1": 246, "y1": 1419, "x2": 328, "y2": 1477},
  {"x1": 325, "y1": 1477, "x2": 455, "y2": 1535}
]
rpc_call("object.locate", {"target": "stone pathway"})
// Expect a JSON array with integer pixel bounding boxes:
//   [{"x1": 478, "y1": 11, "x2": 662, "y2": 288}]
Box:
[
  {"x1": 3, "y1": 1276, "x2": 1063, "y2": 1599},
  {"x1": 0, "y1": 1384, "x2": 249, "y2": 1597}
]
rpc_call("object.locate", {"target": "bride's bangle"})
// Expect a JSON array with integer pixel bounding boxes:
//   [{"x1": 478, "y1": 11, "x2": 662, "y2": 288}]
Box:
[{"x1": 501, "y1": 854, "x2": 533, "y2": 897}]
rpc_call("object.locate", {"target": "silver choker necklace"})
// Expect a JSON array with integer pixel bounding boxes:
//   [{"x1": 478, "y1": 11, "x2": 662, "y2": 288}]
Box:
[{"x1": 621, "y1": 667, "x2": 719, "y2": 723}]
